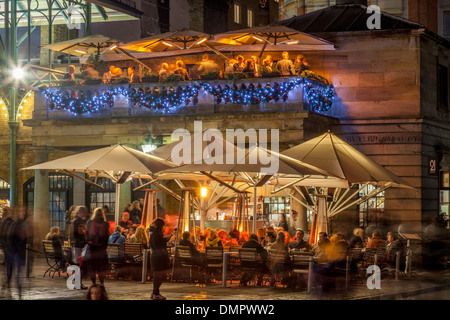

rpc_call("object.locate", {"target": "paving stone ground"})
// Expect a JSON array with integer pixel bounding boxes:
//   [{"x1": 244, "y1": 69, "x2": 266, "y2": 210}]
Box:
[{"x1": 1, "y1": 257, "x2": 449, "y2": 301}]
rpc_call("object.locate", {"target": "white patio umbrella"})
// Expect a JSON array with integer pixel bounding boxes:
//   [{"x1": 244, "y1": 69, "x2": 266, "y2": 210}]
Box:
[
  {"x1": 280, "y1": 132, "x2": 415, "y2": 244},
  {"x1": 22, "y1": 144, "x2": 177, "y2": 225}
]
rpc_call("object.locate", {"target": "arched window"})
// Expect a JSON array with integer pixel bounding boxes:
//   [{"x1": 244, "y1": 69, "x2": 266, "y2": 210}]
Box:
[
  {"x1": 87, "y1": 178, "x2": 116, "y2": 221},
  {"x1": 0, "y1": 178, "x2": 10, "y2": 211},
  {"x1": 23, "y1": 173, "x2": 73, "y2": 230}
]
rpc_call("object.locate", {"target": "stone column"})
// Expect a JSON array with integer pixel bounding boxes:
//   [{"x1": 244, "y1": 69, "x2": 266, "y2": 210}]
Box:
[
  {"x1": 72, "y1": 172, "x2": 86, "y2": 207},
  {"x1": 31, "y1": 146, "x2": 53, "y2": 242}
]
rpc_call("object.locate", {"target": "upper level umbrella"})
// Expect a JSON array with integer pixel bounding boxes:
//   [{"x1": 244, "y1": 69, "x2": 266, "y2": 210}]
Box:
[{"x1": 212, "y1": 25, "x2": 335, "y2": 59}]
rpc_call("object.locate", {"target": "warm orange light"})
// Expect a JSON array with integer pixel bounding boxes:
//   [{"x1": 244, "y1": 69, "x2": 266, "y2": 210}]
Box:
[
  {"x1": 162, "y1": 41, "x2": 174, "y2": 47},
  {"x1": 196, "y1": 38, "x2": 207, "y2": 45},
  {"x1": 252, "y1": 35, "x2": 265, "y2": 42},
  {"x1": 74, "y1": 49, "x2": 88, "y2": 54},
  {"x1": 109, "y1": 45, "x2": 118, "y2": 50},
  {"x1": 200, "y1": 187, "x2": 207, "y2": 198}
]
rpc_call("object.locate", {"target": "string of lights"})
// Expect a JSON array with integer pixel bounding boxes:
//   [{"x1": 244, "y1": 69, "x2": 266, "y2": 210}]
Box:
[{"x1": 42, "y1": 78, "x2": 335, "y2": 115}]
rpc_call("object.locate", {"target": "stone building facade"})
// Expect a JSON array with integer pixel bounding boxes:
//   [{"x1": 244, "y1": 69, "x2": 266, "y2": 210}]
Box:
[{"x1": 2, "y1": 2, "x2": 449, "y2": 245}]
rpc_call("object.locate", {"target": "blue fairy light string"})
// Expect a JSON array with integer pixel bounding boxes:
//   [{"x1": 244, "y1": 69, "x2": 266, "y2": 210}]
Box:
[{"x1": 42, "y1": 76, "x2": 335, "y2": 115}]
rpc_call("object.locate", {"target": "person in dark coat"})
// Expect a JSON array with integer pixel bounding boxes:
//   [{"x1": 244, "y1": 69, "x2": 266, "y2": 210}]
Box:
[
  {"x1": 71, "y1": 206, "x2": 88, "y2": 265},
  {"x1": 85, "y1": 207, "x2": 110, "y2": 287},
  {"x1": 0, "y1": 207, "x2": 27, "y2": 298},
  {"x1": 240, "y1": 234, "x2": 270, "y2": 286},
  {"x1": 149, "y1": 218, "x2": 171, "y2": 300},
  {"x1": 179, "y1": 231, "x2": 204, "y2": 266},
  {"x1": 289, "y1": 228, "x2": 311, "y2": 251},
  {"x1": 349, "y1": 227, "x2": 364, "y2": 249},
  {"x1": 129, "y1": 200, "x2": 142, "y2": 225}
]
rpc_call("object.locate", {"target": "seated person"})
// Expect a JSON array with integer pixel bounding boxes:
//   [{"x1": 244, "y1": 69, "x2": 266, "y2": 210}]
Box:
[
  {"x1": 242, "y1": 59, "x2": 255, "y2": 78},
  {"x1": 366, "y1": 230, "x2": 386, "y2": 249},
  {"x1": 240, "y1": 234, "x2": 270, "y2": 286},
  {"x1": 238, "y1": 231, "x2": 249, "y2": 245},
  {"x1": 118, "y1": 212, "x2": 134, "y2": 231},
  {"x1": 108, "y1": 226, "x2": 126, "y2": 258},
  {"x1": 102, "y1": 65, "x2": 116, "y2": 84},
  {"x1": 130, "y1": 226, "x2": 149, "y2": 250},
  {"x1": 386, "y1": 231, "x2": 404, "y2": 266},
  {"x1": 127, "y1": 66, "x2": 140, "y2": 83},
  {"x1": 198, "y1": 54, "x2": 219, "y2": 75},
  {"x1": 268, "y1": 231, "x2": 293, "y2": 286},
  {"x1": 349, "y1": 228, "x2": 364, "y2": 249},
  {"x1": 233, "y1": 55, "x2": 245, "y2": 72},
  {"x1": 80, "y1": 63, "x2": 100, "y2": 81},
  {"x1": 45, "y1": 226, "x2": 71, "y2": 266},
  {"x1": 224, "y1": 59, "x2": 237, "y2": 76},
  {"x1": 179, "y1": 231, "x2": 204, "y2": 266},
  {"x1": 225, "y1": 228, "x2": 240, "y2": 247},
  {"x1": 293, "y1": 54, "x2": 310, "y2": 75},
  {"x1": 288, "y1": 228, "x2": 310, "y2": 251},
  {"x1": 206, "y1": 229, "x2": 223, "y2": 247},
  {"x1": 63, "y1": 65, "x2": 76, "y2": 81},
  {"x1": 159, "y1": 63, "x2": 169, "y2": 81}
]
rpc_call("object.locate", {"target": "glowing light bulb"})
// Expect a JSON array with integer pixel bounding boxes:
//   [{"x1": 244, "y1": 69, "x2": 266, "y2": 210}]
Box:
[{"x1": 200, "y1": 187, "x2": 207, "y2": 198}]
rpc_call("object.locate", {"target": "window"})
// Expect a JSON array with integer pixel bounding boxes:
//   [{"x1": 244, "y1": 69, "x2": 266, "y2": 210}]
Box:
[
  {"x1": 0, "y1": 178, "x2": 10, "y2": 201},
  {"x1": 263, "y1": 196, "x2": 290, "y2": 226},
  {"x1": 23, "y1": 173, "x2": 73, "y2": 231},
  {"x1": 247, "y1": 9, "x2": 254, "y2": 27},
  {"x1": 438, "y1": 64, "x2": 449, "y2": 112},
  {"x1": 444, "y1": 11, "x2": 450, "y2": 39},
  {"x1": 440, "y1": 170, "x2": 450, "y2": 227},
  {"x1": 234, "y1": 3, "x2": 241, "y2": 24},
  {"x1": 358, "y1": 184, "x2": 385, "y2": 227},
  {"x1": 87, "y1": 178, "x2": 116, "y2": 221}
]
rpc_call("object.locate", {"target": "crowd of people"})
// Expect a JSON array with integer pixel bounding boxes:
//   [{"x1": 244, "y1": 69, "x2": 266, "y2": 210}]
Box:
[
  {"x1": 170, "y1": 221, "x2": 408, "y2": 290},
  {"x1": 62, "y1": 51, "x2": 311, "y2": 85}
]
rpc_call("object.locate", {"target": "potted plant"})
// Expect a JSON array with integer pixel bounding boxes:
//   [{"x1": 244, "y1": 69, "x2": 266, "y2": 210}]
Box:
[
  {"x1": 200, "y1": 70, "x2": 220, "y2": 80},
  {"x1": 141, "y1": 70, "x2": 159, "y2": 83}
]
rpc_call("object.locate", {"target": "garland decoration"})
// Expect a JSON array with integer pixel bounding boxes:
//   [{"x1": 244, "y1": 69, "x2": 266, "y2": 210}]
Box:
[{"x1": 42, "y1": 74, "x2": 335, "y2": 115}]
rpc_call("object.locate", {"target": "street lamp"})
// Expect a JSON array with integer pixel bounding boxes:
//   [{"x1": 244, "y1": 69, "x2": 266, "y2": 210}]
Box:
[{"x1": 12, "y1": 67, "x2": 24, "y2": 80}]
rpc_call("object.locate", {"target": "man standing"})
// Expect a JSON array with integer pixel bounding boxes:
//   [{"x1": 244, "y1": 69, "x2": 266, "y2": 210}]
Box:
[
  {"x1": 276, "y1": 51, "x2": 295, "y2": 76},
  {"x1": 127, "y1": 66, "x2": 140, "y2": 83}
]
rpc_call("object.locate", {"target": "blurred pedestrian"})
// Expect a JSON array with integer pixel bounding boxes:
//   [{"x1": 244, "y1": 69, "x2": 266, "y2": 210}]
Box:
[
  {"x1": 129, "y1": 200, "x2": 142, "y2": 225},
  {"x1": 154, "y1": 198, "x2": 166, "y2": 219},
  {"x1": 64, "y1": 205, "x2": 74, "y2": 241},
  {"x1": 85, "y1": 207, "x2": 110, "y2": 287},
  {"x1": 71, "y1": 206, "x2": 88, "y2": 265},
  {"x1": 0, "y1": 208, "x2": 27, "y2": 298},
  {"x1": 84, "y1": 284, "x2": 108, "y2": 300},
  {"x1": 159, "y1": 63, "x2": 169, "y2": 81},
  {"x1": 149, "y1": 218, "x2": 172, "y2": 300}
]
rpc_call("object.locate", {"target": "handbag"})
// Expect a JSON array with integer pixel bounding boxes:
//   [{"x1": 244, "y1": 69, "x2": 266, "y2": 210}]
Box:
[{"x1": 81, "y1": 244, "x2": 91, "y2": 262}]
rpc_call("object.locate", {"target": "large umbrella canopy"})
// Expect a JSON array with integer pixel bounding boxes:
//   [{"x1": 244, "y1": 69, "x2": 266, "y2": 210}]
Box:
[
  {"x1": 22, "y1": 144, "x2": 176, "y2": 184},
  {"x1": 212, "y1": 25, "x2": 335, "y2": 51},
  {"x1": 22, "y1": 144, "x2": 177, "y2": 226},
  {"x1": 120, "y1": 29, "x2": 215, "y2": 53},
  {"x1": 41, "y1": 34, "x2": 122, "y2": 56},
  {"x1": 281, "y1": 132, "x2": 414, "y2": 189}
]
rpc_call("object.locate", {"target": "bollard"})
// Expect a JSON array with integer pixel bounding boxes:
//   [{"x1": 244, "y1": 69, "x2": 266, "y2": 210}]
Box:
[
  {"x1": 142, "y1": 249, "x2": 148, "y2": 284},
  {"x1": 395, "y1": 251, "x2": 400, "y2": 280},
  {"x1": 25, "y1": 244, "x2": 30, "y2": 278},
  {"x1": 345, "y1": 255, "x2": 350, "y2": 292}
]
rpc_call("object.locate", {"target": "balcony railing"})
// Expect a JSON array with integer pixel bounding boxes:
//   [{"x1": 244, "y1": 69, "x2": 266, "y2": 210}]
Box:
[{"x1": 34, "y1": 74, "x2": 335, "y2": 120}]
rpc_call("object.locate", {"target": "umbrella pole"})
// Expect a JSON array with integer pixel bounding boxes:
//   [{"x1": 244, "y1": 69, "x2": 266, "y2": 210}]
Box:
[
  {"x1": 115, "y1": 184, "x2": 121, "y2": 227},
  {"x1": 253, "y1": 186, "x2": 257, "y2": 234},
  {"x1": 171, "y1": 193, "x2": 184, "y2": 282}
]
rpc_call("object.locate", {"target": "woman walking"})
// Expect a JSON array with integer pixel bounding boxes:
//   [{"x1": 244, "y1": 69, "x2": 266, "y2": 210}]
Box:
[
  {"x1": 149, "y1": 218, "x2": 171, "y2": 300},
  {"x1": 85, "y1": 207, "x2": 110, "y2": 287}
]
